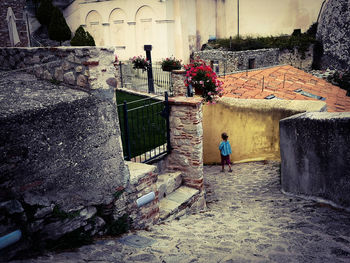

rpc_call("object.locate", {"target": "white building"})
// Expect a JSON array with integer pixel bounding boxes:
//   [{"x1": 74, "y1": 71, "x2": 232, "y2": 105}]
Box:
[{"x1": 63, "y1": 0, "x2": 324, "y2": 63}]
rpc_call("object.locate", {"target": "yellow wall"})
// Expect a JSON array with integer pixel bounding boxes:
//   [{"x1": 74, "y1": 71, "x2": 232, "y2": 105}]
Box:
[{"x1": 203, "y1": 98, "x2": 326, "y2": 164}]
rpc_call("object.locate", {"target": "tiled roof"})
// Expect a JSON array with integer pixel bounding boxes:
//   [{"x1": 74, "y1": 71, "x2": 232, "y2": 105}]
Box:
[{"x1": 219, "y1": 65, "x2": 350, "y2": 112}]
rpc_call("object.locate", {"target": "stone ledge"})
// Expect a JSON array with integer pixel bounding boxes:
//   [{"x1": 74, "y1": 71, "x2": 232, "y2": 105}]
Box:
[
  {"x1": 171, "y1": 69, "x2": 186, "y2": 74},
  {"x1": 126, "y1": 161, "x2": 157, "y2": 185},
  {"x1": 168, "y1": 96, "x2": 203, "y2": 107}
]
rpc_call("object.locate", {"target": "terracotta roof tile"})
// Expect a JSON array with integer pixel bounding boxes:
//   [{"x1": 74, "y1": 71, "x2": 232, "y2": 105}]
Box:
[{"x1": 219, "y1": 65, "x2": 350, "y2": 112}]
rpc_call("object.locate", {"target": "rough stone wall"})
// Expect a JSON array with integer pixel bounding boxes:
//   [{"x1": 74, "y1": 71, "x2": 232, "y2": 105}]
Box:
[
  {"x1": 0, "y1": 47, "x2": 118, "y2": 100},
  {"x1": 278, "y1": 46, "x2": 314, "y2": 71},
  {"x1": 194, "y1": 47, "x2": 314, "y2": 73},
  {"x1": 194, "y1": 49, "x2": 280, "y2": 74},
  {"x1": 0, "y1": 72, "x2": 129, "y2": 260},
  {"x1": 317, "y1": 0, "x2": 350, "y2": 71},
  {"x1": 0, "y1": 0, "x2": 28, "y2": 47},
  {"x1": 171, "y1": 70, "x2": 187, "y2": 96},
  {"x1": 280, "y1": 112, "x2": 350, "y2": 210}
]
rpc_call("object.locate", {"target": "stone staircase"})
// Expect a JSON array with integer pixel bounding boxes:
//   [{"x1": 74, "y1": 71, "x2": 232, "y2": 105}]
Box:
[{"x1": 156, "y1": 172, "x2": 199, "y2": 221}]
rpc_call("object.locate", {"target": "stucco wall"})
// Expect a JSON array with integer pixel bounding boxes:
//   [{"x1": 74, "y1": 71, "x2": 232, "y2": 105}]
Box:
[
  {"x1": 61, "y1": 0, "x2": 322, "y2": 64},
  {"x1": 65, "y1": 0, "x2": 172, "y2": 61},
  {"x1": 280, "y1": 112, "x2": 350, "y2": 210},
  {"x1": 203, "y1": 98, "x2": 326, "y2": 164},
  {"x1": 226, "y1": 0, "x2": 323, "y2": 38}
]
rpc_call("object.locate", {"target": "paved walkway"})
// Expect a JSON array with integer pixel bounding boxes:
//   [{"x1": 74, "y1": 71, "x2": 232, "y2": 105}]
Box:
[{"x1": 14, "y1": 161, "x2": 350, "y2": 263}]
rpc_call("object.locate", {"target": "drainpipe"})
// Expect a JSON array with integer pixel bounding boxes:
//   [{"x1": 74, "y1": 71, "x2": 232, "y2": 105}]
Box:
[
  {"x1": 0, "y1": 230, "x2": 22, "y2": 250},
  {"x1": 237, "y1": 0, "x2": 240, "y2": 39}
]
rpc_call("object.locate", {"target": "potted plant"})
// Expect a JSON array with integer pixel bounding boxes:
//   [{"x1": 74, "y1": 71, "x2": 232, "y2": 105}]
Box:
[
  {"x1": 130, "y1": 56, "x2": 150, "y2": 71},
  {"x1": 184, "y1": 60, "x2": 224, "y2": 103},
  {"x1": 161, "y1": 57, "x2": 182, "y2": 71}
]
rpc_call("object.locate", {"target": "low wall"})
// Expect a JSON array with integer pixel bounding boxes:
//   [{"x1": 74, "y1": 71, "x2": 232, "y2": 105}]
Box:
[
  {"x1": 0, "y1": 47, "x2": 117, "y2": 100},
  {"x1": 194, "y1": 46, "x2": 314, "y2": 73},
  {"x1": 203, "y1": 97, "x2": 326, "y2": 164},
  {"x1": 194, "y1": 49, "x2": 279, "y2": 74},
  {"x1": 280, "y1": 112, "x2": 350, "y2": 210}
]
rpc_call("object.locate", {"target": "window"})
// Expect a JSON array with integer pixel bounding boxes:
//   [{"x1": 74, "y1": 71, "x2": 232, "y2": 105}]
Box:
[
  {"x1": 248, "y1": 58, "x2": 255, "y2": 69},
  {"x1": 294, "y1": 89, "x2": 326, "y2": 101}
]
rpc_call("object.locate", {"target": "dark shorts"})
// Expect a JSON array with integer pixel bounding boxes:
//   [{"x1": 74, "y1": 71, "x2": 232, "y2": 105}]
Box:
[{"x1": 221, "y1": 154, "x2": 231, "y2": 165}]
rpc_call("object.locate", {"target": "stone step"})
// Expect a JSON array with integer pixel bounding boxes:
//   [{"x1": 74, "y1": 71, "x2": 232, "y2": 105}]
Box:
[
  {"x1": 126, "y1": 161, "x2": 157, "y2": 185},
  {"x1": 156, "y1": 171, "x2": 182, "y2": 201},
  {"x1": 159, "y1": 186, "x2": 199, "y2": 221}
]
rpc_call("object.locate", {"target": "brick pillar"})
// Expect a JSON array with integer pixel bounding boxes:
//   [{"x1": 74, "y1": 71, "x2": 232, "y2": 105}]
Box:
[
  {"x1": 171, "y1": 70, "x2": 187, "y2": 96},
  {"x1": 166, "y1": 96, "x2": 205, "y2": 188},
  {"x1": 165, "y1": 96, "x2": 206, "y2": 211}
]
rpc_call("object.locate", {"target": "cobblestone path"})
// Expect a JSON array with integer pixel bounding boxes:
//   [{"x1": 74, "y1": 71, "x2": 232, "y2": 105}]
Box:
[{"x1": 14, "y1": 161, "x2": 350, "y2": 263}]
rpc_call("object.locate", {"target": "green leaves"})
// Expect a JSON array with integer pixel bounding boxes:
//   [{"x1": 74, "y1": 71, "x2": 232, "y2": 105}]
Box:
[
  {"x1": 71, "y1": 26, "x2": 96, "y2": 46},
  {"x1": 48, "y1": 7, "x2": 72, "y2": 44}
]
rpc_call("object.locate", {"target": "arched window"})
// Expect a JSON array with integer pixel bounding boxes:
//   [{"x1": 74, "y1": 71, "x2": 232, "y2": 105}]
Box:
[
  {"x1": 135, "y1": 6, "x2": 155, "y2": 55},
  {"x1": 109, "y1": 8, "x2": 127, "y2": 47},
  {"x1": 85, "y1": 10, "x2": 103, "y2": 46}
]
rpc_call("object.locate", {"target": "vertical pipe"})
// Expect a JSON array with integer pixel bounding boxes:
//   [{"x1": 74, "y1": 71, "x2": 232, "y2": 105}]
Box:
[
  {"x1": 169, "y1": 72, "x2": 173, "y2": 96},
  {"x1": 283, "y1": 73, "x2": 286, "y2": 89},
  {"x1": 119, "y1": 61, "x2": 123, "y2": 89},
  {"x1": 237, "y1": 0, "x2": 240, "y2": 39},
  {"x1": 123, "y1": 101, "x2": 131, "y2": 161},
  {"x1": 144, "y1": 45, "x2": 154, "y2": 93},
  {"x1": 165, "y1": 92, "x2": 171, "y2": 154}
]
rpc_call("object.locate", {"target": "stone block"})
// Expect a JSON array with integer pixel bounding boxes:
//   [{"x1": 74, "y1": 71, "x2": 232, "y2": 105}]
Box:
[
  {"x1": 0, "y1": 76, "x2": 129, "y2": 211},
  {"x1": 64, "y1": 71, "x2": 76, "y2": 85},
  {"x1": 77, "y1": 74, "x2": 87, "y2": 87},
  {"x1": 43, "y1": 70, "x2": 52, "y2": 80},
  {"x1": 75, "y1": 65, "x2": 83, "y2": 73},
  {"x1": 62, "y1": 61, "x2": 73, "y2": 70},
  {"x1": 54, "y1": 68, "x2": 64, "y2": 81},
  {"x1": 32, "y1": 55, "x2": 40, "y2": 64},
  {"x1": 280, "y1": 112, "x2": 350, "y2": 209}
]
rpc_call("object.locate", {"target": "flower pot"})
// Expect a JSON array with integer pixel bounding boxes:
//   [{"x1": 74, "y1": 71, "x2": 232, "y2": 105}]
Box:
[{"x1": 194, "y1": 86, "x2": 203, "y2": 96}]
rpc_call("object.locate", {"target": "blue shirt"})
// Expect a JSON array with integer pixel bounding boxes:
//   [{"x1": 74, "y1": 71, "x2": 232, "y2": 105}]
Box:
[{"x1": 219, "y1": 140, "x2": 232, "y2": 156}]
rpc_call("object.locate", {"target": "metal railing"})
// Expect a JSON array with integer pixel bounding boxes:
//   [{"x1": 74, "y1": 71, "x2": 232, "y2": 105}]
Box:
[
  {"x1": 119, "y1": 62, "x2": 173, "y2": 96},
  {"x1": 117, "y1": 92, "x2": 171, "y2": 163}
]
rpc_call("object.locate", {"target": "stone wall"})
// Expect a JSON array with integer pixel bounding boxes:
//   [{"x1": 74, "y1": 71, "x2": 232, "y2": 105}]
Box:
[
  {"x1": 317, "y1": 0, "x2": 350, "y2": 71},
  {"x1": 278, "y1": 46, "x2": 314, "y2": 71},
  {"x1": 194, "y1": 47, "x2": 314, "y2": 73},
  {"x1": 280, "y1": 112, "x2": 350, "y2": 210},
  {"x1": 203, "y1": 97, "x2": 327, "y2": 164},
  {"x1": 0, "y1": 71, "x2": 129, "y2": 260},
  {"x1": 0, "y1": 0, "x2": 28, "y2": 47},
  {"x1": 0, "y1": 47, "x2": 118, "y2": 101},
  {"x1": 194, "y1": 49, "x2": 279, "y2": 74}
]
